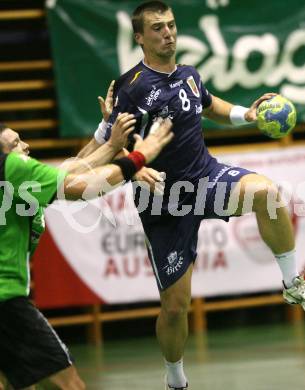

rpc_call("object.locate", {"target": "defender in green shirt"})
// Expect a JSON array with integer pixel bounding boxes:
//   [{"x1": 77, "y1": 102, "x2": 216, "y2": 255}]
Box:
[
  {"x1": 0, "y1": 115, "x2": 173, "y2": 389},
  {"x1": 0, "y1": 151, "x2": 63, "y2": 301}
]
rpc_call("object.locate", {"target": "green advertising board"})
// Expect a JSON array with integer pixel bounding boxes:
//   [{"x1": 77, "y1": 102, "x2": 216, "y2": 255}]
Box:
[{"x1": 46, "y1": 0, "x2": 305, "y2": 137}]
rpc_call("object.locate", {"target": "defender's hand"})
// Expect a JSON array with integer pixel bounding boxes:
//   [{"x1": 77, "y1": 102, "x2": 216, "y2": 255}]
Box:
[
  {"x1": 134, "y1": 118, "x2": 173, "y2": 164},
  {"x1": 134, "y1": 167, "x2": 166, "y2": 195},
  {"x1": 108, "y1": 113, "x2": 136, "y2": 152},
  {"x1": 98, "y1": 80, "x2": 115, "y2": 122}
]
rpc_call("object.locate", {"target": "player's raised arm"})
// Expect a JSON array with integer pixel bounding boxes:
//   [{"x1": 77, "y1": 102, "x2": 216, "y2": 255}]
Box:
[
  {"x1": 61, "y1": 118, "x2": 173, "y2": 200},
  {"x1": 77, "y1": 80, "x2": 115, "y2": 159},
  {"x1": 98, "y1": 80, "x2": 115, "y2": 123},
  {"x1": 134, "y1": 118, "x2": 173, "y2": 162},
  {"x1": 62, "y1": 113, "x2": 136, "y2": 175}
]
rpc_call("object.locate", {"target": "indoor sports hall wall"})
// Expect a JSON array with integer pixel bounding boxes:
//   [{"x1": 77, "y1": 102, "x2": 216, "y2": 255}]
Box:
[{"x1": 46, "y1": 0, "x2": 305, "y2": 138}]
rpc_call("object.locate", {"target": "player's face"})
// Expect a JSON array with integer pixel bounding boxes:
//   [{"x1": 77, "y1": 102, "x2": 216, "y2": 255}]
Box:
[
  {"x1": 136, "y1": 10, "x2": 177, "y2": 60},
  {"x1": 0, "y1": 128, "x2": 29, "y2": 155}
]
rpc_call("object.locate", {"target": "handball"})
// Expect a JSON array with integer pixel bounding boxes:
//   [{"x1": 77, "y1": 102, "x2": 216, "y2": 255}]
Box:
[{"x1": 256, "y1": 95, "x2": 296, "y2": 139}]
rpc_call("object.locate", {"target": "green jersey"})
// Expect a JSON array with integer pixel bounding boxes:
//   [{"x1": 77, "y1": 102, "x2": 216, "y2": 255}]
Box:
[{"x1": 0, "y1": 152, "x2": 66, "y2": 301}]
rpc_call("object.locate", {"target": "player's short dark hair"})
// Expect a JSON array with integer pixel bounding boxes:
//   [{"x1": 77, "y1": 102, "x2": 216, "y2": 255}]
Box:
[{"x1": 132, "y1": 1, "x2": 171, "y2": 33}]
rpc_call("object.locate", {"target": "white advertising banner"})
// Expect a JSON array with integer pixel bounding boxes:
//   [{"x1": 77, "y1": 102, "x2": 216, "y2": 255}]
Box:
[{"x1": 45, "y1": 146, "x2": 305, "y2": 303}]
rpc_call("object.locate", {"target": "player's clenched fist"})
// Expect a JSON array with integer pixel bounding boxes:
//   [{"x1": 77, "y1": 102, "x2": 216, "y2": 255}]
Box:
[{"x1": 134, "y1": 118, "x2": 173, "y2": 163}]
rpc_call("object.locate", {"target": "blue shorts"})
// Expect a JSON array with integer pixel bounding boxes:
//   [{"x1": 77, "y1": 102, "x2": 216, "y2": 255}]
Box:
[{"x1": 139, "y1": 162, "x2": 254, "y2": 291}]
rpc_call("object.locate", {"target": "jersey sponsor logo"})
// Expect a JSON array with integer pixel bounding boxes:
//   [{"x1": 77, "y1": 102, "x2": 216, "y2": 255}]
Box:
[
  {"x1": 129, "y1": 71, "x2": 143, "y2": 85},
  {"x1": 145, "y1": 85, "x2": 162, "y2": 106},
  {"x1": 186, "y1": 76, "x2": 200, "y2": 97},
  {"x1": 169, "y1": 79, "x2": 183, "y2": 89},
  {"x1": 163, "y1": 250, "x2": 184, "y2": 276}
]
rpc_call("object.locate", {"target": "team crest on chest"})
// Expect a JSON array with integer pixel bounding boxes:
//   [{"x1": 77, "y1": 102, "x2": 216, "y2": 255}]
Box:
[{"x1": 186, "y1": 76, "x2": 200, "y2": 98}]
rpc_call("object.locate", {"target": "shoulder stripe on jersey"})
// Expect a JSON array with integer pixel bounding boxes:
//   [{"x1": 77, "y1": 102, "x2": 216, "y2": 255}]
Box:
[
  {"x1": 0, "y1": 152, "x2": 7, "y2": 181},
  {"x1": 129, "y1": 71, "x2": 143, "y2": 85}
]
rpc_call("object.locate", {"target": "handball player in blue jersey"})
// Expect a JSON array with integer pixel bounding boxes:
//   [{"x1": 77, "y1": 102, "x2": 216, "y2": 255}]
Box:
[{"x1": 84, "y1": 2, "x2": 305, "y2": 389}]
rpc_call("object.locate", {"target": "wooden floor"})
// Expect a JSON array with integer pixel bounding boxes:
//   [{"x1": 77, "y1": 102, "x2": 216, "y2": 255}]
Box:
[{"x1": 52, "y1": 321, "x2": 305, "y2": 390}]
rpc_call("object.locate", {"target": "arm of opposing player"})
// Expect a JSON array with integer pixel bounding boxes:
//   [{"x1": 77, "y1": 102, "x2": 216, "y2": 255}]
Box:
[
  {"x1": 61, "y1": 165, "x2": 125, "y2": 201},
  {"x1": 62, "y1": 119, "x2": 173, "y2": 201},
  {"x1": 61, "y1": 114, "x2": 136, "y2": 175},
  {"x1": 105, "y1": 89, "x2": 142, "y2": 145},
  {"x1": 5, "y1": 153, "x2": 67, "y2": 208},
  {"x1": 76, "y1": 138, "x2": 101, "y2": 159},
  {"x1": 77, "y1": 80, "x2": 116, "y2": 159},
  {"x1": 134, "y1": 167, "x2": 166, "y2": 194},
  {"x1": 113, "y1": 148, "x2": 166, "y2": 195}
]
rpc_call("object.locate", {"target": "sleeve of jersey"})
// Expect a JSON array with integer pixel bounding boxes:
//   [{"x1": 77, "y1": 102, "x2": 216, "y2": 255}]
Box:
[
  {"x1": 5, "y1": 152, "x2": 67, "y2": 207},
  {"x1": 200, "y1": 81, "x2": 212, "y2": 109}
]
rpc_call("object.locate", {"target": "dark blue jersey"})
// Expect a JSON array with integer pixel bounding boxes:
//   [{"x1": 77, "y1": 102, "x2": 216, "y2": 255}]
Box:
[{"x1": 106, "y1": 61, "x2": 218, "y2": 216}]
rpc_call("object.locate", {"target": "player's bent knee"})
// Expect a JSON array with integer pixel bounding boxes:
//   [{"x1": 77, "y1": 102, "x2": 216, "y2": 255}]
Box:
[
  {"x1": 252, "y1": 182, "x2": 279, "y2": 212},
  {"x1": 161, "y1": 295, "x2": 191, "y2": 322},
  {"x1": 239, "y1": 174, "x2": 278, "y2": 213}
]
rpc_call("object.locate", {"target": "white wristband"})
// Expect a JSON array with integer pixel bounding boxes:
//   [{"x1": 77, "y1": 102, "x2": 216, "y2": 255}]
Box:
[
  {"x1": 94, "y1": 119, "x2": 108, "y2": 144},
  {"x1": 230, "y1": 105, "x2": 249, "y2": 126}
]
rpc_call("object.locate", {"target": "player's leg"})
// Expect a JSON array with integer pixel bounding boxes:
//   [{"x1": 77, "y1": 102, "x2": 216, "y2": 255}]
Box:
[
  {"x1": 0, "y1": 373, "x2": 7, "y2": 390},
  {"x1": 48, "y1": 365, "x2": 85, "y2": 390},
  {"x1": 229, "y1": 173, "x2": 304, "y2": 306},
  {"x1": 143, "y1": 213, "x2": 200, "y2": 390},
  {"x1": 157, "y1": 263, "x2": 193, "y2": 389},
  {"x1": 0, "y1": 297, "x2": 83, "y2": 390},
  {"x1": 230, "y1": 173, "x2": 294, "y2": 254},
  {"x1": 0, "y1": 373, "x2": 32, "y2": 390}
]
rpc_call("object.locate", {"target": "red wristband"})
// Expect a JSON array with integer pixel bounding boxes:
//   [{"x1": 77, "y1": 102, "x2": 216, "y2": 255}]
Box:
[{"x1": 127, "y1": 151, "x2": 146, "y2": 171}]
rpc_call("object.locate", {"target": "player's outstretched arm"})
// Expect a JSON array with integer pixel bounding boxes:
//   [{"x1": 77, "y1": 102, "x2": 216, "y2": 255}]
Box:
[
  {"x1": 202, "y1": 95, "x2": 234, "y2": 125},
  {"x1": 203, "y1": 93, "x2": 277, "y2": 126},
  {"x1": 60, "y1": 118, "x2": 173, "y2": 200},
  {"x1": 77, "y1": 80, "x2": 115, "y2": 159},
  {"x1": 62, "y1": 113, "x2": 136, "y2": 175}
]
